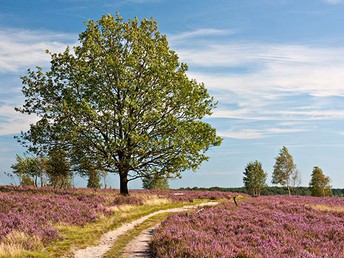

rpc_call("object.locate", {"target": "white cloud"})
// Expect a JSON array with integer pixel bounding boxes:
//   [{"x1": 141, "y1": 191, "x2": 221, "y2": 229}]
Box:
[
  {"x1": 218, "y1": 129, "x2": 264, "y2": 139},
  {"x1": 0, "y1": 104, "x2": 38, "y2": 136},
  {"x1": 323, "y1": 0, "x2": 344, "y2": 4},
  {"x1": 176, "y1": 43, "x2": 344, "y2": 97},
  {"x1": 168, "y1": 30, "x2": 344, "y2": 129},
  {"x1": 170, "y1": 28, "x2": 233, "y2": 41},
  {"x1": 212, "y1": 106, "x2": 344, "y2": 121},
  {"x1": 0, "y1": 28, "x2": 75, "y2": 136},
  {"x1": 218, "y1": 127, "x2": 310, "y2": 139},
  {"x1": 0, "y1": 28, "x2": 76, "y2": 72}
]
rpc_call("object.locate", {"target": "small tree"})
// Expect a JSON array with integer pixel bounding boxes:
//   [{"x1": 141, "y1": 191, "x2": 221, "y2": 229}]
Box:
[
  {"x1": 87, "y1": 168, "x2": 101, "y2": 188},
  {"x1": 290, "y1": 168, "x2": 302, "y2": 194},
  {"x1": 272, "y1": 146, "x2": 297, "y2": 195},
  {"x1": 71, "y1": 149, "x2": 101, "y2": 188},
  {"x1": 11, "y1": 155, "x2": 47, "y2": 187},
  {"x1": 142, "y1": 175, "x2": 169, "y2": 190},
  {"x1": 243, "y1": 160, "x2": 267, "y2": 196},
  {"x1": 100, "y1": 170, "x2": 108, "y2": 189},
  {"x1": 309, "y1": 166, "x2": 332, "y2": 197},
  {"x1": 46, "y1": 148, "x2": 72, "y2": 188}
]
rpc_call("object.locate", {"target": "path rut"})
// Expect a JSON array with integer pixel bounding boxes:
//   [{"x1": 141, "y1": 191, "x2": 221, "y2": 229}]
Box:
[{"x1": 121, "y1": 224, "x2": 159, "y2": 258}]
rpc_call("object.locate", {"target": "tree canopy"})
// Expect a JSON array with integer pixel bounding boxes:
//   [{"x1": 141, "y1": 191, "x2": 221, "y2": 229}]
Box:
[
  {"x1": 309, "y1": 166, "x2": 332, "y2": 197},
  {"x1": 243, "y1": 160, "x2": 267, "y2": 196},
  {"x1": 11, "y1": 155, "x2": 42, "y2": 186},
  {"x1": 142, "y1": 174, "x2": 169, "y2": 190},
  {"x1": 16, "y1": 13, "x2": 222, "y2": 195},
  {"x1": 272, "y1": 146, "x2": 298, "y2": 195}
]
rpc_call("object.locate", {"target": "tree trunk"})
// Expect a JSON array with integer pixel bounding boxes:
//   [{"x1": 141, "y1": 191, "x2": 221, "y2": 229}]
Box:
[
  {"x1": 40, "y1": 174, "x2": 44, "y2": 187},
  {"x1": 119, "y1": 172, "x2": 129, "y2": 195},
  {"x1": 287, "y1": 185, "x2": 291, "y2": 196}
]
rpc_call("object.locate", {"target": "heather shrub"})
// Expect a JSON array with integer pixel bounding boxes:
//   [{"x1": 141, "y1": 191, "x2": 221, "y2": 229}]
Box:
[
  {"x1": 0, "y1": 187, "x2": 112, "y2": 245},
  {"x1": 151, "y1": 196, "x2": 344, "y2": 257},
  {"x1": 0, "y1": 186, "x2": 232, "y2": 250}
]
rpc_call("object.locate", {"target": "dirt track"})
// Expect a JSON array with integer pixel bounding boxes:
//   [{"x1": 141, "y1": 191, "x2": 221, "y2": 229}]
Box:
[
  {"x1": 74, "y1": 202, "x2": 218, "y2": 258},
  {"x1": 121, "y1": 224, "x2": 159, "y2": 258}
]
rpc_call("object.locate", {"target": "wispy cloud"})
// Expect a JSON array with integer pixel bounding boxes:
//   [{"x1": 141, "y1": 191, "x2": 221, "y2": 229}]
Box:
[
  {"x1": 212, "y1": 107, "x2": 344, "y2": 121},
  {"x1": 218, "y1": 127, "x2": 310, "y2": 140},
  {"x1": 176, "y1": 42, "x2": 344, "y2": 97},
  {"x1": 0, "y1": 28, "x2": 75, "y2": 73},
  {"x1": 0, "y1": 104, "x2": 38, "y2": 136},
  {"x1": 218, "y1": 129, "x2": 264, "y2": 139},
  {"x1": 323, "y1": 0, "x2": 344, "y2": 4},
  {"x1": 169, "y1": 29, "x2": 344, "y2": 139},
  {"x1": 170, "y1": 28, "x2": 233, "y2": 41},
  {"x1": 0, "y1": 28, "x2": 75, "y2": 136}
]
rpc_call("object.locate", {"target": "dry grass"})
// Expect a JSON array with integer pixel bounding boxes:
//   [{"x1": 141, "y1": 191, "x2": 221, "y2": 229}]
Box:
[
  {"x1": 0, "y1": 231, "x2": 43, "y2": 257},
  {"x1": 108, "y1": 195, "x2": 171, "y2": 212},
  {"x1": 0, "y1": 243, "x2": 23, "y2": 258},
  {"x1": 132, "y1": 193, "x2": 170, "y2": 204},
  {"x1": 141, "y1": 196, "x2": 170, "y2": 206},
  {"x1": 108, "y1": 204, "x2": 136, "y2": 212},
  {"x1": 311, "y1": 204, "x2": 344, "y2": 212}
]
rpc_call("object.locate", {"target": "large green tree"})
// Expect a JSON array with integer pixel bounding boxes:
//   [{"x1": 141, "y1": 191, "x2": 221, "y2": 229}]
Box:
[
  {"x1": 309, "y1": 166, "x2": 332, "y2": 197},
  {"x1": 272, "y1": 146, "x2": 298, "y2": 195},
  {"x1": 243, "y1": 160, "x2": 267, "y2": 196},
  {"x1": 16, "y1": 14, "x2": 222, "y2": 195}
]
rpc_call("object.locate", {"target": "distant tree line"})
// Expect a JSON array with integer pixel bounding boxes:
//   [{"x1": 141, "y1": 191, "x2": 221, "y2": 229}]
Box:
[{"x1": 178, "y1": 186, "x2": 344, "y2": 197}]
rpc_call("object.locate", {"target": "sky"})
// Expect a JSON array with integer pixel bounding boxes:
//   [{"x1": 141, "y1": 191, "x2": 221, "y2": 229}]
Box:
[{"x1": 1, "y1": 0, "x2": 344, "y2": 189}]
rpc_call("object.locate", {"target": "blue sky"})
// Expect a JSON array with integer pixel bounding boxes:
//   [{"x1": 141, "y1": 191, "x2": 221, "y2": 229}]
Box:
[{"x1": 1, "y1": 0, "x2": 344, "y2": 189}]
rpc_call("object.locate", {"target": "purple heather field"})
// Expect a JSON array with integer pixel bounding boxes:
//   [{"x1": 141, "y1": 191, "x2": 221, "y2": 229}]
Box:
[
  {"x1": 1, "y1": 186, "x2": 343, "y2": 257},
  {"x1": 0, "y1": 186, "x2": 230, "y2": 245},
  {"x1": 151, "y1": 196, "x2": 344, "y2": 258}
]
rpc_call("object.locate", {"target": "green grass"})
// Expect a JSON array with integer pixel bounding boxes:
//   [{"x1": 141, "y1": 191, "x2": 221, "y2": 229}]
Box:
[{"x1": 103, "y1": 212, "x2": 170, "y2": 258}]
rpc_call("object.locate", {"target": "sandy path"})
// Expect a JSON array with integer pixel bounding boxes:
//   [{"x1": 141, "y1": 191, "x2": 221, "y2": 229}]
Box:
[
  {"x1": 122, "y1": 224, "x2": 159, "y2": 258},
  {"x1": 74, "y1": 202, "x2": 218, "y2": 258}
]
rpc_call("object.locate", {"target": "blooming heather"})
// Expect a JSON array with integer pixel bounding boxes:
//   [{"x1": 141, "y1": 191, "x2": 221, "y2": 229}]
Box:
[
  {"x1": 151, "y1": 196, "x2": 344, "y2": 257},
  {"x1": 0, "y1": 187, "x2": 112, "y2": 244},
  {"x1": 0, "y1": 186, "x2": 231, "y2": 245}
]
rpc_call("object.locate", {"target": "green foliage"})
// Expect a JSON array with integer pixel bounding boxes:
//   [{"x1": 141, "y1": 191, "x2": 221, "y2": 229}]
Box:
[
  {"x1": 309, "y1": 166, "x2": 332, "y2": 197},
  {"x1": 20, "y1": 175, "x2": 35, "y2": 186},
  {"x1": 243, "y1": 160, "x2": 267, "y2": 196},
  {"x1": 46, "y1": 148, "x2": 72, "y2": 188},
  {"x1": 142, "y1": 175, "x2": 169, "y2": 190},
  {"x1": 272, "y1": 146, "x2": 298, "y2": 195},
  {"x1": 179, "y1": 186, "x2": 344, "y2": 196},
  {"x1": 11, "y1": 155, "x2": 47, "y2": 187},
  {"x1": 332, "y1": 188, "x2": 344, "y2": 196},
  {"x1": 16, "y1": 13, "x2": 221, "y2": 195},
  {"x1": 87, "y1": 169, "x2": 101, "y2": 188}
]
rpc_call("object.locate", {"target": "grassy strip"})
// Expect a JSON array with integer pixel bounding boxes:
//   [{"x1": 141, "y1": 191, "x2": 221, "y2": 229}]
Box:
[
  {"x1": 103, "y1": 212, "x2": 170, "y2": 258},
  {"x1": 311, "y1": 204, "x2": 344, "y2": 212},
  {"x1": 18, "y1": 199, "x2": 217, "y2": 258}
]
